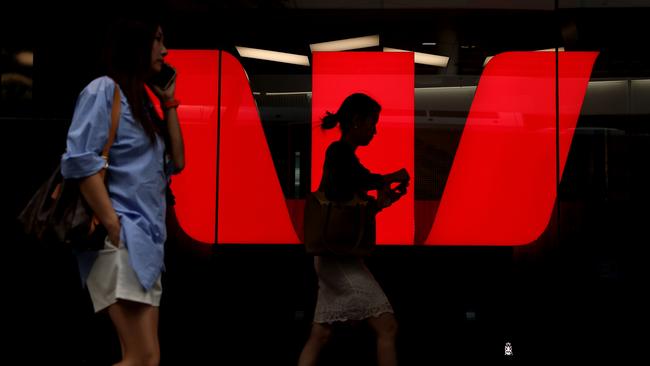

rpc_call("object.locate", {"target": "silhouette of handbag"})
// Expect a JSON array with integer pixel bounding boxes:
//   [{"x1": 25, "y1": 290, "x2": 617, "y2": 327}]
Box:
[
  {"x1": 18, "y1": 85, "x2": 121, "y2": 251},
  {"x1": 303, "y1": 191, "x2": 376, "y2": 256}
]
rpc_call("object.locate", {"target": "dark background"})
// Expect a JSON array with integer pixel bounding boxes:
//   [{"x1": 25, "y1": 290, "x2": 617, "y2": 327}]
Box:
[{"x1": 3, "y1": 1, "x2": 648, "y2": 364}]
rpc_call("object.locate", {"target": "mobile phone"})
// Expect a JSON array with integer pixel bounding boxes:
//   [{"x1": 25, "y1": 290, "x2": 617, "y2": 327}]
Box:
[{"x1": 150, "y1": 63, "x2": 176, "y2": 90}]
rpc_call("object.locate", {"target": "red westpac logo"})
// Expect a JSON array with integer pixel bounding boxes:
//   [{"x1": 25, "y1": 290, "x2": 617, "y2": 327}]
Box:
[{"x1": 160, "y1": 50, "x2": 597, "y2": 246}]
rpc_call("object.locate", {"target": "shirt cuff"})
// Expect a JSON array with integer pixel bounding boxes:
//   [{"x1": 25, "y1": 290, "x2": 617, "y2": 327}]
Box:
[{"x1": 61, "y1": 152, "x2": 106, "y2": 179}]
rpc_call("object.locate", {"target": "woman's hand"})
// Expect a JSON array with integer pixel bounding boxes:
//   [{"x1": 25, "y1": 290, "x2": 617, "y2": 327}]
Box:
[
  {"x1": 391, "y1": 180, "x2": 409, "y2": 197},
  {"x1": 377, "y1": 185, "x2": 394, "y2": 209},
  {"x1": 149, "y1": 78, "x2": 176, "y2": 104},
  {"x1": 106, "y1": 219, "x2": 122, "y2": 248},
  {"x1": 377, "y1": 181, "x2": 409, "y2": 209},
  {"x1": 384, "y1": 168, "x2": 410, "y2": 186},
  {"x1": 394, "y1": 168, "x2": 410, "y2": 184}
]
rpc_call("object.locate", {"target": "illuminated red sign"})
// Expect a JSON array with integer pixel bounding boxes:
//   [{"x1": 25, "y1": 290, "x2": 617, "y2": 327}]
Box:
[{"x1": 162, "y1": 50, "x2": 597, "y2": 246}]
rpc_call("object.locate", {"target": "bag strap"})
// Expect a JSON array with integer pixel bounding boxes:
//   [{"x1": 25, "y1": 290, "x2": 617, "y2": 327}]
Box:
[{"x1": 100, "y1": 83, "x2": 121, "y2": 164}]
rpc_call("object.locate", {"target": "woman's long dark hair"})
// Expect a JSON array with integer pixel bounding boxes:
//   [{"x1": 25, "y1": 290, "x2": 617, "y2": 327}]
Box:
[
  {"x1": 105, "y1": 18, "x2": 162, "y2": 143},
  {"x1": 321, "y1": 93, "x2": 381, "y2": 134}
]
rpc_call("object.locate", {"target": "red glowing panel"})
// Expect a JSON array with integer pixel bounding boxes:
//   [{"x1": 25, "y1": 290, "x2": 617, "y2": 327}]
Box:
[
  {"x1": 152, "y1": 50, "x2": 219, "y2": 244},
  {"x1": 312, "y1": 52, "x2": 415, "y2": 245},
  {"x1": 217, "y1": 51, "x2": 300, "y2": 244},
  {"x1": 426, "y1": 52, "x2": 597, "y2": 245}
]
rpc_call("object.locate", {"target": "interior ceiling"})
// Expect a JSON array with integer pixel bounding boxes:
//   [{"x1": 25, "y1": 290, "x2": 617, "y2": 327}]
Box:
[
  {"x1": 166, "y1": 8, "x2": 558, "y2": 77},
  {"x1": 4, "y1": 0, "x2": 649, "y2": 97},
  {"x1": 158, "y1": 5, "x2": 650, "y2": 80}
]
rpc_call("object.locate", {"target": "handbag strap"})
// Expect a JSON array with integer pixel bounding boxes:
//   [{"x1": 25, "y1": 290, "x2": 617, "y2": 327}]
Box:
[{"x1": 100, "y1": 83, "x2": 122, "y2": 164}]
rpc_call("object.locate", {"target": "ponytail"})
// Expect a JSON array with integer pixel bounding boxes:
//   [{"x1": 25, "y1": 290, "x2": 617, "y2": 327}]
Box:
[{"x1": 321, "y1": 111, "x2": 339, "y2": 130}]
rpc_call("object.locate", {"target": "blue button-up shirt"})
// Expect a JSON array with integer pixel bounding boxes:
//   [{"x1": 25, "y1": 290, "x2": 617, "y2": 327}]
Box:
[{"x1": 61, "y1": 76, "x2": 170, "y2": 291}]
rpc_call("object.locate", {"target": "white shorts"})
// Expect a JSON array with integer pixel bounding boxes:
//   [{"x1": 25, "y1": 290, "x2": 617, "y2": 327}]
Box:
[{"x1": 86, "y1": 237, "x2": 162, "y2": 313}]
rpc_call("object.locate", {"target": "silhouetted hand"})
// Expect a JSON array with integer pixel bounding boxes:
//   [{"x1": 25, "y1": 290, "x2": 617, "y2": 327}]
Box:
[
  {"x1": 377, "y1": 185, "x2": 394, "y2": 209},
  {"x1": 377, "y1": 181, "x2": 408, "y2": 209}
]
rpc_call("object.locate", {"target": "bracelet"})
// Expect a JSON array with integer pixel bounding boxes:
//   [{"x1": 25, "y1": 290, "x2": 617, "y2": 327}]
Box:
[{"x1": 163, "y1": 98, "x2": 180, "y2": 109}]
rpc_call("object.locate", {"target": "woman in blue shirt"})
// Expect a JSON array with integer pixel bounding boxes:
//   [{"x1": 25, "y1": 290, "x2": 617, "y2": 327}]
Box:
[{"x1": 61, "y1": 18, "x2": 184, "y2": 365}]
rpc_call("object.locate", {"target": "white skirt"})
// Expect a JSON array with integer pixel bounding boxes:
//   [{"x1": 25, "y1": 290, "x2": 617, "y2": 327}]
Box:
[
  {"x1": 86, "y1": 237, "x2": 162, "y2": 313},
  {"x1": 313, "y1": 256, "x2": 393, "y2": 323}
]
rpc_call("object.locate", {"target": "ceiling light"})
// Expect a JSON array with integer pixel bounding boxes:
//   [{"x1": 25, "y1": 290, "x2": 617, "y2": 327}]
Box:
[
  {"x1": 310, "y1": 35, "x2": 380, "y2": 52},
  {"x1": 235, "y1": 46, "x2": 310, "y2": 66},
  {"x1": 484, "y1": 47, "x2": 566, "y2": 66},
  {"x1": 15, "y1": 51, "x2": 34, "y2": 67}
]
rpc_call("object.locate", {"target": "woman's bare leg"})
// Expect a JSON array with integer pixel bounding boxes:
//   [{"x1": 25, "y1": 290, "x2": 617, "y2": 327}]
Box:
[
  {"x1": 107, "y1": 300, "x2": 160, "y2": 366},
  {"x1": 367, "y1": 313, "x2": 398, "y2": 366},
  {"x1": 298, "y1": 322, "x2": 333, "y2": 366}
]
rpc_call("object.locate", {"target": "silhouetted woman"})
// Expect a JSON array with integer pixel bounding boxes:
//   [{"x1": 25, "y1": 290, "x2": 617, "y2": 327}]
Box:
[{"x1": 299, "y1": 93, "x2": 410, "y2": 366}]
